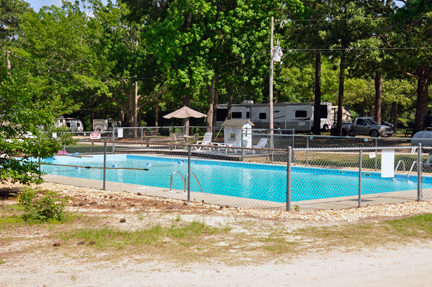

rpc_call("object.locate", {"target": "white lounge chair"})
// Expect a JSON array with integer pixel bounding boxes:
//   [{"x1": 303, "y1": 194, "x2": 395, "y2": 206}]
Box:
[
  {"x1": 195, "y1": 132, "x2": 213, "y2": 150},
  {"x1": 251, "y1": 138, "x2": 268, "y2": 154}
]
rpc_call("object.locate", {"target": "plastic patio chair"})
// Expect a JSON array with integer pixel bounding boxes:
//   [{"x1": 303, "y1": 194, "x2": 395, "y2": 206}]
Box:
[
  {"x1": 251, "y1": 138, "x2": 268, "y2": 154},
  {"x1": 195, "y1": 132, "x2": 213, "y2": 150},
  {"x1": 193, "y1": 133, "x2": 199, "y2": 142},
  {"x1": 170, "y1": 133, "x2": 185, "y2": 149}
]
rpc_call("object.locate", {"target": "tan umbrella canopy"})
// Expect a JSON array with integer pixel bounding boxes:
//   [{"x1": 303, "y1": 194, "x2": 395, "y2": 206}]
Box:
[{"x1": 163, "y1": 106, "x2": 207, "y2": 119}]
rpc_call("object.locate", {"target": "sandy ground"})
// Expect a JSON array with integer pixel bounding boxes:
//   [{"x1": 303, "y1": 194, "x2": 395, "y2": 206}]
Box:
[
  {"x1": 1, "y1": 243, "x2": 432, "y2": 287},
  {"x1": 2, "y1": 181, "x2": 432, "y2": 286}
]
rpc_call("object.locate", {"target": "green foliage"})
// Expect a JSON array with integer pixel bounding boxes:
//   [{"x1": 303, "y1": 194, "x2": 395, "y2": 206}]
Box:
[
  {"x1": 0, "y1": 56, "x2": 78, "y2": 184},
  {"x1": 0, "y1": 0, "x2": 31, "y2": 41},
  {"x1": 18, "y1": 188, "x2": 69, "y2": 223}
]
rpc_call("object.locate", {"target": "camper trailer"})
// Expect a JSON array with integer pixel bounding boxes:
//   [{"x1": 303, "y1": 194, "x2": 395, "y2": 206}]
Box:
[
  {"x1": 92, "y1": 118, "x2": 121, "y2": 132},
  {"x1": 216, "y1": 101, "x2": 332, "y2": 132},
  {"x1": 331, "y1": 106, "x2": 352, "y2": 125},
  {"x1": 56, "y1": 116, "x2": 84, "y2": 132}
]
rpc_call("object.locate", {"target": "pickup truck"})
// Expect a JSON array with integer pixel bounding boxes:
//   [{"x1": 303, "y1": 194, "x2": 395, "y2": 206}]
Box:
[{"x1": 341, "y1": 117, "x2": 393, "y2": 137}]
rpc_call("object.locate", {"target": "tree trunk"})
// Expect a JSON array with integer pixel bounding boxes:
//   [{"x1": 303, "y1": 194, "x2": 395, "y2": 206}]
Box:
[
  {"x1": 414, "y1": 65, "x2": 430, "y2": 133},
  {"x1": 227, "y1": 84, "x2": 233, "y2": 120},
  {"x1": 374, "y1": 73, "x2": 382, "y2": 124},
  {"x1": 313, "y1": 53, "x2": 321, "y2": 135},
  {"x1": 155, "y1": 104, "x2": 159, "y2": 127},
  {"x1": 182, "y1": 95, "x2": 190, "y2": 135},
  {"x1": 391, "y1": 102, "x2": 397, "y2": 133},
  {"x1": 337, "y1": 55, "x2": 345, "y2": 136},
  {"x1": 134, "y1": 81, "x2": 138, "y2": 127},
  {"x1": 121, "y1": 109, "x2": 125, "y2": 126},
  {"x1": 206, "y1": 78, "x2": 215, "y2": 133},
  {"x1": 213, "y1": 75, "x2": 219, "y2": 129},
  {"x1": 128, "y1": 87, "x2": 135, "y2": 127}
]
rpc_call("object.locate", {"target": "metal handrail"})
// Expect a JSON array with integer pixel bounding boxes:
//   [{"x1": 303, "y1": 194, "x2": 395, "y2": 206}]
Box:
[
  {"x1": 185, "y1": 172, "x2": 204, "y2": 193},
  {"x1": 395, "y1": 160, "x2": 406, "y2": 173},
  {"x1": 407, "y1": 161, "x2": 417, "y2": 180},
  {"x1": 169, "y1": 171, "x2": 186, "y2": 192}
]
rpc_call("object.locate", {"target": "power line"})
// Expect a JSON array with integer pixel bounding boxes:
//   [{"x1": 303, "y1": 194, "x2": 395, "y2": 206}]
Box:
[
  {"x1": 9, "y1": 53, "x2": 162, "y2": 81},
  {"x1": 283, "y1": 47, "x2": 432, "y2": 52},
  {"x1": 10, "y1": 50, "x2": 268, "y2": 81},
  {"x1": 282, "y1": 17, "x2": 389, "y2": 22}
]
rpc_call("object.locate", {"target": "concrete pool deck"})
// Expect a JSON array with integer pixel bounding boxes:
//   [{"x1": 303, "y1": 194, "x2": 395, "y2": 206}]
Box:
[{"x1": 42, "y1": 174, "x2": 431, "y2": 211}]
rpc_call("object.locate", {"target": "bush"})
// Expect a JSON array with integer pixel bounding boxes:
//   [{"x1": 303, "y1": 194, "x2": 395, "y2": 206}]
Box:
[{"x1": 18, "y1": 188, "x2": 69, "y2": 223}]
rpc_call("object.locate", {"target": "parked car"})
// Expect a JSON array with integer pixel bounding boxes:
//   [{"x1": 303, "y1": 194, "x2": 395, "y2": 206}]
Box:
[{"x1": 341, "y1": 117, "x2": 393, "y2": 137}]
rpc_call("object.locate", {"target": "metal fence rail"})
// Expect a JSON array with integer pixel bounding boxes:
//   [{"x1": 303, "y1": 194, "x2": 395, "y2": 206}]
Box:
[{"x1": 41, "y1": 138, "x2": 432, "y2": 212}]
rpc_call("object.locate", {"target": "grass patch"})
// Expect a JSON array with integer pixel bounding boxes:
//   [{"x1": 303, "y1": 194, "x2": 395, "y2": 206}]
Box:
[
  {"x1": 386, "y1": 214, "x2": 432, "y2": 238},
  {"x1": 260, "y1": 232, "x2": 298, "y2": 254},
  {"x1": 59, "y1": 220, "x2": 229, "y2": 251}
]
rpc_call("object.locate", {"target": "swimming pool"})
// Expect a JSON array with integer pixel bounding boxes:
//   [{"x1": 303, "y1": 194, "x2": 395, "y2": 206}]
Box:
[{"x1": 40, "y1": 155, "x2": 432, "y2": 203}]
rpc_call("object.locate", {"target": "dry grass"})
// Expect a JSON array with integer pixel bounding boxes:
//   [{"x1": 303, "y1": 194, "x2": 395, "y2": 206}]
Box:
[{"x1": 2, "y1": 183, "x2": 432, "y2": 266}]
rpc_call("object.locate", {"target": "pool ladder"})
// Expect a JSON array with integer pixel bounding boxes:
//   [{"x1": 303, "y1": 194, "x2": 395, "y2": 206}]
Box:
[
  {"x1": 395, "y1": 160, "x2": 406, "y2": 173},
  {"x1": 395, "y1": 160, "x2": 419, "y2": 181},
  {"x1": 169, "y1": 171, "x2": 204, "y2": 193},
  {"x1": 407, "y1": 161, "x2": 418, "y2": 181}
]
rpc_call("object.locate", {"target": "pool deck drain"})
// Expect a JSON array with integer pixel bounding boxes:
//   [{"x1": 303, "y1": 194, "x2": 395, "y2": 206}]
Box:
[{"x1": 43, "y1": 174, "x2": 431, "y2": 211}]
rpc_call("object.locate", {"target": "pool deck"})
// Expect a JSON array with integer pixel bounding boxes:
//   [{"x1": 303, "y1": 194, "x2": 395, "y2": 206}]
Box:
[
  {"x1": 43, "y1": 174, "x2": 431, "y2": 211},
  {"x1": 113, "y1": 146, "x2": 278, "y2": 162}
]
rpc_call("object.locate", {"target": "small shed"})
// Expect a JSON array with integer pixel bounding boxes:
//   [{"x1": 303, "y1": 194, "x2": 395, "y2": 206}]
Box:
[{"x1": 221, "y1": 119, "x2": 254, "y2": 148}]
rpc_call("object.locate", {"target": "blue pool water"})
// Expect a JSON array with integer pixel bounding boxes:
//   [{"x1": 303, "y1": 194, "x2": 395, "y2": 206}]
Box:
[{"x1": 40, "y1": 155, "x2": 432, "y2": 203}]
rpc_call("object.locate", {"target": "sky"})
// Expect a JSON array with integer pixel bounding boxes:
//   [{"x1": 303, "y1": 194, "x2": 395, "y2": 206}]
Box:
[
  {"x1": 26, "y1": 0, "x2": 109, "y2": 12},
  {"x1": 27, "y1": 0, "x2": 405, "y2": 13}
]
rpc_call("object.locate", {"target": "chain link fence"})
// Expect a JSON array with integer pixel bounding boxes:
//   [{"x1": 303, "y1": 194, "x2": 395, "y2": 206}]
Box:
[{"x1": 39, "y1": 133, "x2": 432, "y2": 211}]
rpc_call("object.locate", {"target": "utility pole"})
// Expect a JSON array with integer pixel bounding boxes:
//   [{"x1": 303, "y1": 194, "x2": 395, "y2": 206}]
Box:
[{"x1": 269, "y1": 17, "x2": 274, "y2": 148}]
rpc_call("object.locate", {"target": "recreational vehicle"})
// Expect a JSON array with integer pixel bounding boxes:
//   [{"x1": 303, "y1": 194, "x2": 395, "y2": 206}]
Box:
[
  {"x1": 331, "y1": 106, "x2": 352, "y2": 124},
  {"x1": 56, "y1": 116, "x2": 84, "y2": 132},
  {"x1": 92, "y1": 118, "x2": 122, "y2": 132},
  {"x1": 216, "y1": 101, "x2": 332, "y2": 132}
]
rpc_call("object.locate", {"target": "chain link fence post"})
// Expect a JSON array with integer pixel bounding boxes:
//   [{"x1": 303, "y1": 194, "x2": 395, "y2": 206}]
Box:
[
  {"x1": 241, "y1": 129, "x2": 244, "y2": 161},
  {"x1": 306, "y1": 136, "x2": 309, "y2": 166},
  {"x1": 103, "y1": 141, "x2": 107, "y2": 190},
  {"x1": 359, "y1": 148, "x2": 362, "y2": 207},
  {"x1": 417, "y1": 143, "x2": 422, "y2": 201},
  {"x1": 374, "y1": 138, "x2": 378, "y2": 171},
  {"x1": 112, "y1": 127, "x2": 116, "y2": 154},
  {"x1": 286, "y1": 146, "x2": 292, "y2": 212},
  {"x1": 38, "y1": 157, "x2": 41, "y2": 179},
  {"x1": 187, "y1": 145, "x2": 191, "y2": 202}
]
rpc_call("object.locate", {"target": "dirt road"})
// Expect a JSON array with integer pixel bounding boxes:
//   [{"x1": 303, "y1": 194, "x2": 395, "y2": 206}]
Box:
[{"x1": 1, "y1": 243, "x2": 432, "y2": 287}]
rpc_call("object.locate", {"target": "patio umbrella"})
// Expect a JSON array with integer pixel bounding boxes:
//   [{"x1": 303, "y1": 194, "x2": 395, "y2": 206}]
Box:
[{"x1": 163, "y1": 106, "x2": 207, "y2": 119}]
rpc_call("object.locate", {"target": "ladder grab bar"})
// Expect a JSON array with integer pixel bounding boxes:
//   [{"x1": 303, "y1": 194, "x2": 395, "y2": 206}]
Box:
[
  {"x1": 407, "y1": 161, "x2": 417, "y2": 180},
  {"x1": 395, "y1": 160, "x2": 406, "y2": 173},
  {"x1": 170, "y1": 171, "x2": 186, "y2": 192},
  {"x1": 185, "y1": 172, "x2": 204, "y2": 193}
]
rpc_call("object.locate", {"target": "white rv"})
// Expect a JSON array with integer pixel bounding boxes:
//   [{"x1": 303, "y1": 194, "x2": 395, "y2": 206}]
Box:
[
  {"x1": 92, "y1": 118, "x2": 121, "y2": 132},
  {"x1": 216, "y1": 101, "x2": 332, "y2": 132},
  {"x1": 56, "y1": 116, "x2": 84, "y2": 132},
  {"x1": 331, "y1": 106, "x2": 352, "y2": 124}
]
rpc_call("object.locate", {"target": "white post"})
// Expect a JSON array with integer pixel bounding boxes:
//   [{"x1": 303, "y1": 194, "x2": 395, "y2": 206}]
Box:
[{"x1": 269, "y1": 17, "x2": 274, "y2": 149}]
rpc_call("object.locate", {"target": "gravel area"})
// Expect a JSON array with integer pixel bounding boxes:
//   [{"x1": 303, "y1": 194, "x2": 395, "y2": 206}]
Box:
[{"x1": 2, "y1": 181, "x2": 432, "y2": 223}]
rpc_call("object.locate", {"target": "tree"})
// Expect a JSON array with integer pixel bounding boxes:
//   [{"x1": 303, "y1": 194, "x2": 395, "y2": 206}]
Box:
[
  {"x1": 385, "y1": 0, "x2": 432, "y2": 133},
  {"x1": 0, "y1": 56, "x2": 78, "y2": 184},
  {"x1": 0, "y1": 0, "x2": 31, "y2": 42},
  {"x1": 16, "y1": 0, "x2": 167, "y2": 129}
]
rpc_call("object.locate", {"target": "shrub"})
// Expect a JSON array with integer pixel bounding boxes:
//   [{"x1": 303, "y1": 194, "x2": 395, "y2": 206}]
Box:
[{"x1": 18, "y1": 188, "x2": 69, "y2": 223}]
